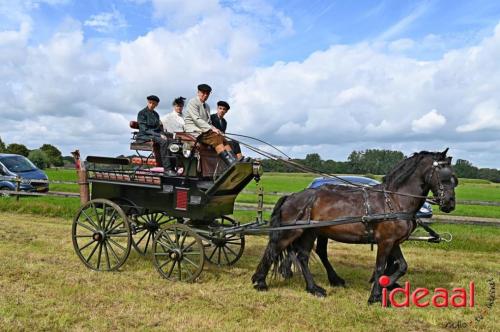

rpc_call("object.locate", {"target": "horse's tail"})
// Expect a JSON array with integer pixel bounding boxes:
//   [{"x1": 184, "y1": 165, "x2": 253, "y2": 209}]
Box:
[{"x1": 269, "y1": 195, "x2": 289, "y2": 243}]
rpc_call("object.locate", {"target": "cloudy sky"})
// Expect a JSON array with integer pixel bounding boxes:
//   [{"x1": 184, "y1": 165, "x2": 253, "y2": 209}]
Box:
[{"x1": 1, "y1": 0, "x2": 500, "y2": 168}]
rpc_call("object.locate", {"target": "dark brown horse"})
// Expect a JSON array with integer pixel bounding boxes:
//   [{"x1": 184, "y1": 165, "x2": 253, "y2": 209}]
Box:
[{"x1": 252, "y1": 150, "x2": 457, "y2": 303}]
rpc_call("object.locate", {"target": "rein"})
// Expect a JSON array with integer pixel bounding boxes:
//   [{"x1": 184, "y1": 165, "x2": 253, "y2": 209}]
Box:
[{"x1": 225, "y1": 133, "x2": 447, "y2": 202}]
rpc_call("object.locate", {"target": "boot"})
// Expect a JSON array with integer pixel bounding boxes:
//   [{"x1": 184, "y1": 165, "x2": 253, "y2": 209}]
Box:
[{"x1": 219, "y1": 150, "x2": 237, "y2": 167}]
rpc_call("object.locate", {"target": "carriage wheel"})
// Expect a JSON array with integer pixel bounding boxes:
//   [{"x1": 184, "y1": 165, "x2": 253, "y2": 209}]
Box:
[
  {"x1": 152, "y1": 224, "x2": 204, "y2": 282},
  {"x1": 203, "y1": 216, "x2": 245, "y2": 266},
  {"x1": 72, "y1": 199, "x2": 131, "y2": 271},
  {"x1": 131, "y1": 212, "x2": 176, "y2": 256}
]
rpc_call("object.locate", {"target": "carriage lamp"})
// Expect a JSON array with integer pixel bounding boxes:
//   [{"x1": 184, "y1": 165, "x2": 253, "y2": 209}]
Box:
[
  {"x1": 252, "y1": 163, "x2": 263, "y2": 180},
  {"x1": 169, "y1": 143, "x2": 181, "y2": 153}
]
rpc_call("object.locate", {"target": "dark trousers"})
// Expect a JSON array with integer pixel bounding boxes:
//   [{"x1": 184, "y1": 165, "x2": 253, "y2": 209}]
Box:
[
  {"x1": 228, "y1": 140, "x2": 241, "y2": 155},
  {"x1": 152, "y1": 136, "x2": 176, "y2": 170}
]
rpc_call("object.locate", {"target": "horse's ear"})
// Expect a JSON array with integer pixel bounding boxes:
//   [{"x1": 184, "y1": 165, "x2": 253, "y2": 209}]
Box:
[{"x1": 441, "y1": 148, "x2": 449, "y2": 157}]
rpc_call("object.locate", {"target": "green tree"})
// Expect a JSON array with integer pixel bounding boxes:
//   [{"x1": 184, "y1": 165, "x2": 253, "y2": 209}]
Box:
[
  {"x1": 454, "y1": 159, "x2": 479, "y2": 179},
  {"x1": 6, "y1": 143, "x2": 30, "y2": 157},
  {"x1": 348, "y1": 149, "x2": 404, "y2": 174},
  {"x1": 0, "y1": 137, "x2": 6, "y2": 153},
  {"x1": 40, "y1": 144, "x2": 64, "y2": 167},
  {"x1": 28, "y1": 149, "x2": 50, "y2": 169},
  {"x1": 304, "y1": 153, "x2": 322, "y2": 169}
]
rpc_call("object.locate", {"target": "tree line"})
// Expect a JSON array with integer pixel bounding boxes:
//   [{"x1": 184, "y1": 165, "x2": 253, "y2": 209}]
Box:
[
  {"x1": 0, "y1": 137, "x2": 64, "y2": 169},
  {"x1": 261, "y1": 149, "x2": 500, "y2": 183}
]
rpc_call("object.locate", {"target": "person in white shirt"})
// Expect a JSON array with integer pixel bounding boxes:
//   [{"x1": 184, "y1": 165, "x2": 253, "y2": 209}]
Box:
[{"x1": 162, "y1": 96, "x2": 186, "y2": 133}]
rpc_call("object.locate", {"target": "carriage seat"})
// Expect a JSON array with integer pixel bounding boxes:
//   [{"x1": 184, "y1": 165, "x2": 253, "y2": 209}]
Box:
[{"x1": 129, "y1": 121, "x2": 154, "y2": 151}]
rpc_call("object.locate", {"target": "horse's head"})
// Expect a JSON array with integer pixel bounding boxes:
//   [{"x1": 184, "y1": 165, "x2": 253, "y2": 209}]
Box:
[{"x1": 423, "y1": 148, "x2": 458, "y2": 213}]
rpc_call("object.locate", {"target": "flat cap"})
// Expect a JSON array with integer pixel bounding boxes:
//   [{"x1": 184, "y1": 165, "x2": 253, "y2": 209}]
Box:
[
  {"x1": 217, "y1": 100, "x2": 230, "y2": 110},
  {"x1": 197, "y1": 84, "x2": 212, "y2": 93},
  {"x1": 147, "y1": 95, "x2": 160, "y2": 103}
]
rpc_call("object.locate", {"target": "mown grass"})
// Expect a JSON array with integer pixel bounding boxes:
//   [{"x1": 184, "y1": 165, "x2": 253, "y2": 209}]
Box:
[{"x1": 0, "y1": 212, "x2": 498, "y2": 331}]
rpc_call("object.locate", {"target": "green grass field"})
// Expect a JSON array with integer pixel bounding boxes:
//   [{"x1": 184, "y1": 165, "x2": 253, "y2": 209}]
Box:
[
  {"x1": 0, "y1": 212, "x2": 498, "y2": 331},
  {"x1": 1, "y1": 170, "x2": 499, "y2": 330}
]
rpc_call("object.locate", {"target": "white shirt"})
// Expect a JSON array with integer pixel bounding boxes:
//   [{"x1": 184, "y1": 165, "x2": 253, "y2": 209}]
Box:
[{"x1": 162, "y1": 111, "x2": 185, "y2": 133}]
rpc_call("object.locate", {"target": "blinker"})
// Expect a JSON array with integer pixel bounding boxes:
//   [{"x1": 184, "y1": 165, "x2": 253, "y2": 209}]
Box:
[{"x1": 439, "y1": 167, "x2": 453, "y2": 181}]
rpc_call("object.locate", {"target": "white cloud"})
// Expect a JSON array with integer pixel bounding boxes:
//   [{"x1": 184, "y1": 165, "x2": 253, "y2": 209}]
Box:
[
  {"x1": 411, "y1": 109, "x2": 446, "y2": 133},
  {"x1": 84, "y1": 9, "x2": 128, "y2": 33},
  {"x1": 1, "y1": 1, "x2": 500, "y2": 168},
  {"x1": 456, "y1": 100, "x2": 500, "y2": 132}
]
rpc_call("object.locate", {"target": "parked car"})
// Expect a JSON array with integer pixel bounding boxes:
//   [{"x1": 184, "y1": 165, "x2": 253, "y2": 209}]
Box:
[
  {"x1": 308, "y1": 175, "x2": 432, "y2": 218},
  {"x1": 0, "y1": 153, "x2": 49, "y2": 193}
]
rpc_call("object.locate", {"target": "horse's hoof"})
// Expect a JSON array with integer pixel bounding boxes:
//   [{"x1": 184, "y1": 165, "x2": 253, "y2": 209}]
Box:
[
  {"x1": 367, "y1": 294, "x2": 382, "y2": 305},
  {"x1": 253, "y1": 282, "x2": 268, "y2": 291},
  {"x1": 330, "y1": 277, "x2": 346, "y2": 287},
  {"x1": 308, "y1": 285, "x2": 327, "y2": 298}
]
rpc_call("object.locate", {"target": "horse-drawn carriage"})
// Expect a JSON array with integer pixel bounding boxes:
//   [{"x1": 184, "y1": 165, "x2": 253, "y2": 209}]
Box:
[
  {"x1": 72, "y1": 123, "x2": 263, "y2": 281},
  {"x1": 71, "y1": 125, "x2": 457, "y2": 302}
]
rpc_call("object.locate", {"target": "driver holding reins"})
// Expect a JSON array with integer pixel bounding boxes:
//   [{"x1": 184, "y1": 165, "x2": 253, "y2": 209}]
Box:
[{"x1": 184, "y1": 84, "x2": 239, "y2": 166}]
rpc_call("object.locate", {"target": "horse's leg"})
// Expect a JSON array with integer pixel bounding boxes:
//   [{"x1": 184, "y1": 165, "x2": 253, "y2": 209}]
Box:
[
  {"x1": 278, "y1": 245, "x2": 294, "y2": 279},
  {"x1": 368, "y1": 240, "x2": 394, "y2": 304},
  {"x1": 368, "y1": 252, "x2": 398, "y2": 283},
  {"x1": 252, "y1": 230, "x2": 302, "y2": 291},
  {"x1": 295, "y1": 231, "x2": 327, "y2": 297},
  {"x1": 384, "y1": 245, "x2": 407, "y2": 290},
  {"x1": 315, "y1": 235, "x2": 345, "y2": 287}
]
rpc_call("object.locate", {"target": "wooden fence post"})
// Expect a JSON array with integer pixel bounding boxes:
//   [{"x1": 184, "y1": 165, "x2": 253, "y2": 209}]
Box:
[
  {"x1": 71, "y1": 150, "x2": 89, "y2": 205},
  {"x1": 15, "y1": 176, "x2": 21, "y2": 202}
]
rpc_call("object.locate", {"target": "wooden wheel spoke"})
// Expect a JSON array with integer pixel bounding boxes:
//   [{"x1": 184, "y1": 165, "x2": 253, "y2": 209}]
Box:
[
  {"x1": 166, "y1": 260, "x2": 176, "y2": 278},
  {"x1": 85, "y1": 241, "x2": 100, "y2": 263},
  {"x1": 158, "y1": 258, "x2": 173, "y2": 270},
  {"x1": 91, "y1": 203, "x2": 102, "y2": 229},
  {"x1": 81, "y1": 209, "x2": 100, "y2": 230},
  {"x1": 183, "y1": 256, "x2": 200, "y2": 269},
  {"x1": 96, "y1": 242, "x2": 103, "y2": 269},
  {"x1": 222, "y1": 247, "x2": 231, "y2": 264},
  {"x1": 207, "y1": 246, "x2": 218, "y2": 261},
  {"x1": 76, "y1": 220, "x2": 96, "y2": 233},
  {"x1": 224, "y1": 244, "x2": 239, "y2": 257},
  {"x1": 104, "y1": 209, "x2": 118, "y2": 230},
  {"x1": 135, "y1": 229, "x2": 149, "y2": 246},
  {"x1": 106, "y1": 240, "x2": 120, "y2": 262},
  {"x1": 103, "y1": 241, "x2": 111, "y2": 270},
  {"x1": 143, "y1": 233, "x2": 152, "y2": 254},
  {"x1": 182, "y1": 240, "x2": 197, "y2": 252},
  {"x1": 108, "y1": 238, "x2": 127, "y2": 252},
  {"x1": 79, "y1": 238, "x2": 96, "y2": 251}
]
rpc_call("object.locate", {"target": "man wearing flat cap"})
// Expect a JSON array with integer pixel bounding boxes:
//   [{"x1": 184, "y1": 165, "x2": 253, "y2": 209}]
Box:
[
  {"x1": 210, "y1": 101, "x2": 244, "y2": 160},
  {"x1": 137, "y1": 95, "x2": 177, "y2": 176},
  {"x1": 184, "y1": 84, "x2": 238, "y2": 166}
]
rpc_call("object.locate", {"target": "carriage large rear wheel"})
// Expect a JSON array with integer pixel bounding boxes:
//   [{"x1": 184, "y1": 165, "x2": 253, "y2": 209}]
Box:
[
  {"x1": 202, "y1": 216, "x2": 245, "y2": 266},
  {"x1": 72, "y1": 199, "x2": 131, "y2": 271},
  {"x1": 152, "y1": 224, "x2": 204, "y2": 282}
]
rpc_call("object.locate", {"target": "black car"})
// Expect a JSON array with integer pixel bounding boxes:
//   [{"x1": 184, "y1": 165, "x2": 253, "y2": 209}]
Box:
[{"x1": 308, "y1": 175, "x2": 433, "y2": 218}]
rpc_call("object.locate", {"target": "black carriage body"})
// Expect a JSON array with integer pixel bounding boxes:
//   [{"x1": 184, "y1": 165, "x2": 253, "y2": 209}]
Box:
[{"x1": 88, "y1": 162, "x2": 256, "y2": 221}]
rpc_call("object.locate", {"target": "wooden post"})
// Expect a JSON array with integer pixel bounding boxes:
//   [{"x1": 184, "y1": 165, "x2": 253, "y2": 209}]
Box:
[
  {"x1": 71, "y1": 150, "x2": 89, "y2": 205},
  {"x1": 15, "y1": 176, "x2": 21, "y2": 202}
]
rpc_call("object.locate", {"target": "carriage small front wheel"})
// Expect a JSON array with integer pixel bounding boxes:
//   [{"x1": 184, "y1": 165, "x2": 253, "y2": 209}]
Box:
[
  {"x1": 152, "y1": 224, "x2": 205, "y2": 282},
  {"x1": 72, "y1": 199, "x2": 132, "y2": 271}
]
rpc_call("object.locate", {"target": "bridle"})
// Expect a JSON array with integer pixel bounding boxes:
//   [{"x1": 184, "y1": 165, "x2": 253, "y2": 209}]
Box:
[{"x1": 424, "y1": 158, "x2": 456, "y2": 205}]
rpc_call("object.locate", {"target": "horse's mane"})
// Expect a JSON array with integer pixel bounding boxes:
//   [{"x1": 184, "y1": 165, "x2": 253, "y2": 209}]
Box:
[{"x1": 382, "y1": 151, "x2": 440, "y2": 190}]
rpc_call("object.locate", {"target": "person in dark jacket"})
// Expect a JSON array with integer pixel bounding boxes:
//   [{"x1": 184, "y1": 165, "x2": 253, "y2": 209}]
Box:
[
  {"x1": 210, "y1": 101, "x2": 243, "y2": 160},
  {"x1": 137, "y1": 95, "x2": 176, "y2": 176}
]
